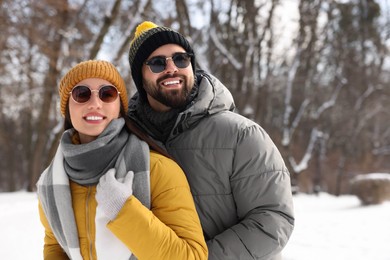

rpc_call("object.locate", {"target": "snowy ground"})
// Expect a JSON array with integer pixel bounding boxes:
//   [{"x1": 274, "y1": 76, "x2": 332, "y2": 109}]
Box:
[
  {"x1": 0, "y1": 191, "x2": 389, "y2": 260},
  {"x1": 282, "y1": 193, "x2": 390, "y2": 260}
]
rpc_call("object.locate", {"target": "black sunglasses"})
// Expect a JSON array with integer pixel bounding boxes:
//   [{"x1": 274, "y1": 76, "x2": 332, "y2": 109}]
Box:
[
  {"x1": 145, "y1": 52, "x2": 193, "y2": 73},
  {"x1": 69, "y1": 85, "x2": 120, "y2": 104}
]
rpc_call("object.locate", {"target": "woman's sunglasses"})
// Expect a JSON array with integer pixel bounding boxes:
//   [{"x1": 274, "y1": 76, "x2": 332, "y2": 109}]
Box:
[
  {"x1": 145, "y1": 52, "x2": 193, "y2": 73},
  {"x1": 69, "y1": 85, "x2": 120, "y2": 104}
]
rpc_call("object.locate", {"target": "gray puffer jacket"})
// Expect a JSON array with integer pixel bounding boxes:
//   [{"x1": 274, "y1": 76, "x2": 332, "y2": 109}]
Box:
[{"x1": 128, "y1": 71, "x2": 294, "y2": 260}]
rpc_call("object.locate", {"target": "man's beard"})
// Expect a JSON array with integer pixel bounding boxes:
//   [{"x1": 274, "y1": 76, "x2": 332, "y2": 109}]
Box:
[{"x1": 142, "y1": 74, "x2": 194, "y2": 109}]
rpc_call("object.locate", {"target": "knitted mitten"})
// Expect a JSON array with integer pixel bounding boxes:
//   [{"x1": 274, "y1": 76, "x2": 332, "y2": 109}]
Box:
[{"x1": 96, "y1": 168, "x2": 134, "y2": 221}]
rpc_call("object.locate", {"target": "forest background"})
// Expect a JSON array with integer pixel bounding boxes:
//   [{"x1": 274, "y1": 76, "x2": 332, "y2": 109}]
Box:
[{"x1": 1, "y1": 0, "x2": 389, "y2": 195}]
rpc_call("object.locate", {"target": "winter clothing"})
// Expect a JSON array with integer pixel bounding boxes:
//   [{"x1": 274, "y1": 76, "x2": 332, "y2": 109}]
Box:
[
  {"x1": 96, "y1": 169, "x2": 134, "y2": 221},
  {"x1": 128, "y1": 21, "x2": 195, "y2": 100},
  {"x1": 38, "y1": 119, "x2": 147, "y2": 259},
  {"x1": 37, "y1": 119, "x2": 207, "y2": 260},
  {"x1": 128, "y1": 71, "x2": 295, "y2": 260},
  {"x1": 59, "y1": 60, "x2": 128, "y2": 116}
]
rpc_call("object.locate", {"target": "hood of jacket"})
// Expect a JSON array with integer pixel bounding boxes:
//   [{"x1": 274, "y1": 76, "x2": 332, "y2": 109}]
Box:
[{"x1": 128, "y1": 70, "x2": 236, "y2": 139}]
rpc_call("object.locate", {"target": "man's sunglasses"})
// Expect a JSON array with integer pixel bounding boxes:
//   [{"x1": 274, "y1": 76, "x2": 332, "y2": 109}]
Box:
[
  {"x1": 145, "y1": 52, "x2": 193, "y2": 73},
  {"x1": 69, "y1": 85, "x2": 120, "y2": 103}
]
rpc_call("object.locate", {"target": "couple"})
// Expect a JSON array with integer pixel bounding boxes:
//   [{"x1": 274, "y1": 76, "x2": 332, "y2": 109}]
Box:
[{"x1": 37, "y1": 21, "x2": 294, "y2": 260}]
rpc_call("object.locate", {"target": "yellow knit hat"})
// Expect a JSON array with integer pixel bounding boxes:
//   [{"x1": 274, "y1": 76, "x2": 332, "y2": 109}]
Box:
[{"x1": 59, "y1": 60, "x2": 128, "y2": 117}]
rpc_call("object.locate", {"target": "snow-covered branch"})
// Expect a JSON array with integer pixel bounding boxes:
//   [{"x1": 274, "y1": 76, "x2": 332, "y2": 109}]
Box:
[
  {"x1": 46, "y1": 119, "x2": 64, "y2": 151},
  {"x1": 209, "y1": 27, "x2": 243, "y2": 70},
  {"x1": 282, "y1": 52, "x2": 301, "y2": 146},
  {"x1": 355, "y1": 104, "x2": 382, "y2": 135},
  {"x1": 289, "y1": 128, "x2": 325, "y2": 174},
  {"x1": 311, "y1": 78, "x2": 345, "y2": 120},
  {"x1": 373, "y1": 146, "x2": 390, "y2": 155},
  {"x1": 354, "y1": 82, "x2": 375, "y2": 111}
]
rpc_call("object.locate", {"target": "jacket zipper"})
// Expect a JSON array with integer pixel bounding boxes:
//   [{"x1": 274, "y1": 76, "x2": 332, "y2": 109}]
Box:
[{"x1": 86, "y1": 186, "x2": 94, "y2": 260}]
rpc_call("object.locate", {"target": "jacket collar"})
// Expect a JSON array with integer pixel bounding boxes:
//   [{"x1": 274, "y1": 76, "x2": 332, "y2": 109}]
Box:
[{"x1": 128, "y1": 71, "x2": 236, "y2": 139}]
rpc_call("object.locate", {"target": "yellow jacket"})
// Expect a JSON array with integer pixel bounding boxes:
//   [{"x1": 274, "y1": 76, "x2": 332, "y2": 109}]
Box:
[{"x1": 39, "y1": 151, "x2": 207, "y2": 260}]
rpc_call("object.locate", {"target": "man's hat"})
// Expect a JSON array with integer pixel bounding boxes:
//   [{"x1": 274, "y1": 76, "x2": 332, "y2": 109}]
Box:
[{"x1": 128, "y1": 21, "x2": 195, "y2": 99}]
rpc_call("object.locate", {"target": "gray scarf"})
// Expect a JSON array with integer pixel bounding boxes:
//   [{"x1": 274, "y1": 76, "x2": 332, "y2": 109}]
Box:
[
  {"x1": 132, "y1": 80, "x2": 200, "y2": 143},
  {"x1": 136, "y1": 102, "x2": 180, "y2": 142},
  {"x1": 62, "y1": 118, "x2": 128, "y2": 185},
  {"x1": 37, "y1": 118, "x2": 150, "y2": 259}
]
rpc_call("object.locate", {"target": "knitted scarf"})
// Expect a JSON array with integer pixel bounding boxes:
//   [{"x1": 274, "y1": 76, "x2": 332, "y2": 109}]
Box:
[
  {"x1": 37, "y1": 118, "x2": 150, "y2": 259},
  {"x1": 137, "y1": 102, "x2": 180, "y2": 142},
  {"x1": 134, "y1": 81, "x2": 200, "y2": 142}
]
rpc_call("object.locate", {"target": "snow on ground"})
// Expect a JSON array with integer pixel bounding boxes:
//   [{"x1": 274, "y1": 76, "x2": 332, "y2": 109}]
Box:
[
  {"x1": 282, "y1": 193, "x2": 390, "y2": 260},
  {"x1": 0, "y1": 191, "x2": 389, "y2": 260},
  {"x1": 0, "y1": 191, "x2": 44, "y2": 259}
]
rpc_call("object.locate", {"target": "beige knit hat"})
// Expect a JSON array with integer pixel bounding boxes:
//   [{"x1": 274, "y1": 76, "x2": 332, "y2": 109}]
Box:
[{"x1": 59, "y1": 60, "x2": 128, "y2": 116}]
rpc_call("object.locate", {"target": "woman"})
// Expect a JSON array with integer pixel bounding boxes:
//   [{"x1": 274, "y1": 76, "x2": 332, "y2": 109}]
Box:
[{"x1": 36, "y1": 60, "x2": 207, "y2": 260}]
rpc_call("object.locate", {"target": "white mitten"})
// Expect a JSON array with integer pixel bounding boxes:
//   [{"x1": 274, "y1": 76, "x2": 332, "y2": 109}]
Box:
[{"x1": 96, "y1": 168, "x2": 134, "y2": 221}]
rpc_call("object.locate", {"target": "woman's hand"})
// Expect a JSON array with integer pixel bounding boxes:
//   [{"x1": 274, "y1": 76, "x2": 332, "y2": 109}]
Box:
[{"x1": 96, "y1": 169, "x2": 134, "y2": 220}]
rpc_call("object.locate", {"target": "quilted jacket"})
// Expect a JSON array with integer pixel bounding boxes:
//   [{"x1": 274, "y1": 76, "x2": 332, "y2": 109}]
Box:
[
  {"x1": 38, "y1": 151, "x2": 208, "y2": 260},
  {"x1": 128, "y1": 71, "x2": 295, "y2": 260}
]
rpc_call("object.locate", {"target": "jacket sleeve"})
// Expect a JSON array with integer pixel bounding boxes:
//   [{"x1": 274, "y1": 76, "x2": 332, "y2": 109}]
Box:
[
  {"x1": 38, "y1": 201, "x2": 70, "y2": 260},
  {"x1": 107, "y1": 153, "x2": 208, "y2": 260},
  {"x1": 207, "y1": 124, "x2": 295, "y2": 260}
]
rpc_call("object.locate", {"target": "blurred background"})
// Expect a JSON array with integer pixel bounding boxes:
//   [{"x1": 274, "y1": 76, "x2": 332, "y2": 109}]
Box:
[{"x1": 0, "y1": 0, "x2": 389, "y2": 197}]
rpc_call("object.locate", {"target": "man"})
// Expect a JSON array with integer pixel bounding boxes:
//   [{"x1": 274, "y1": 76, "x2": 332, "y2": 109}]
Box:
[{"x1": 127, "y1": 21, "x2": 294, "y2": 260}]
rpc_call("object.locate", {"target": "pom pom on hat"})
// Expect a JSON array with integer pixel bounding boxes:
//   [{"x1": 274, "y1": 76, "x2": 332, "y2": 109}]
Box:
[
  {"x1": 128, "y1": 21, "x2": 195, "y2": 100},
  {"x1": 59, "y1": 60, "x2": 128, "y2": 117},
  {"x1": 133, "y1": 21, "x2": 158, "y2": 39}
]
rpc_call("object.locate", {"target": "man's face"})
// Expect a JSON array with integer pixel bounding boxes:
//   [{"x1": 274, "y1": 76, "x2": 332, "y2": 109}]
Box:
[{"x1": 142, "y1": 44, "x2": 195, "y2": 112}]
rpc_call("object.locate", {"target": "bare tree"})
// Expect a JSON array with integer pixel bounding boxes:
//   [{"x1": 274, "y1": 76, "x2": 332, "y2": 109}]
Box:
[{"x1": 0, "y1": 0, "x2": 389, "y2": 194}]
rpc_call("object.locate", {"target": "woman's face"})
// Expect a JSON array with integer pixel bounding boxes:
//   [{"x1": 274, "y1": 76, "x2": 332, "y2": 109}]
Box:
[{"x1": 68, "y1": 78, "x2": 121, "y2": 144}]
